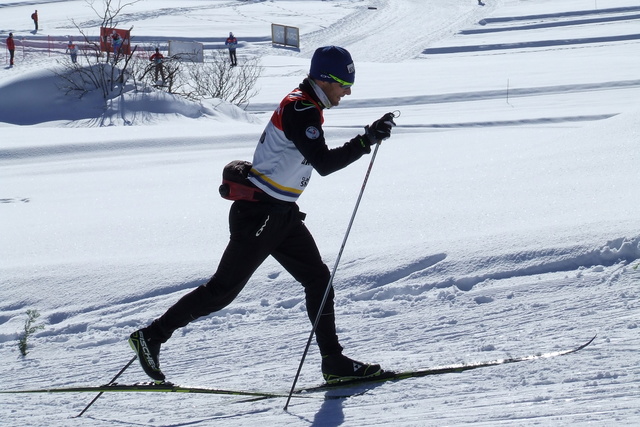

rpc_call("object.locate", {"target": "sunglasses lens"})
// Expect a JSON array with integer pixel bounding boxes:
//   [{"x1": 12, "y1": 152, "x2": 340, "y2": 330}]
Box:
[{"x1": 329, "y1": 74, "x2": 353, "y2": 88}]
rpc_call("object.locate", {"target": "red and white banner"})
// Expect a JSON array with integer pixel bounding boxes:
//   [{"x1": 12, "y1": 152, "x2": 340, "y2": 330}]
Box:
[{"x1": 100, "y1": 27, "x2": 131, "y2": 55}]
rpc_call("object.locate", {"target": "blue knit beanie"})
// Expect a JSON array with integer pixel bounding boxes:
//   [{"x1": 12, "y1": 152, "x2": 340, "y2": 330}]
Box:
[{"x1": 309, "y1": 46, "x2": 355, "y2": 85}]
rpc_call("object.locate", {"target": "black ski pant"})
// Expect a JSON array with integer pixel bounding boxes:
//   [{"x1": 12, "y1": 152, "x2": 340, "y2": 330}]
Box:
[
  {"x1": 154, "y1": 64, "x2": 165, "y2": 81},
  {"x1": 146, "y1": 200, "x2": 343, "y2": 356}
]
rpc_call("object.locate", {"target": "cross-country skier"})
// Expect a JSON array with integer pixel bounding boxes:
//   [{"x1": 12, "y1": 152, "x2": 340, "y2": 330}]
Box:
[{"x1": 129, "y1": 45, "x2": 396, "y2": 385}]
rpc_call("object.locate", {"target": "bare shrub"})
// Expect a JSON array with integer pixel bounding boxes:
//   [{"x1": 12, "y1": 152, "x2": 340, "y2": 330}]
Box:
[{"x1": 184, "y1": 50, "x2": 262, "y2": 109}]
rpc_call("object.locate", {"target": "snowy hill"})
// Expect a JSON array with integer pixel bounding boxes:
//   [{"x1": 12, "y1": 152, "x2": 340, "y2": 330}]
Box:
[{"x1": 1, "y1": 1, "x2": 639, "y2": 426}]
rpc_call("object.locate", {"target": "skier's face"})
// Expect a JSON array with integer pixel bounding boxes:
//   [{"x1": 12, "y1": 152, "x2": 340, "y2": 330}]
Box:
[{"x1": 318, "y1": 80, "x2": 352, "y2": 107}]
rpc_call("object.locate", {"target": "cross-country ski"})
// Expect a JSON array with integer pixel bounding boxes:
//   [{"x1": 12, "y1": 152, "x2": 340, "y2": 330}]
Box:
[{"x1": 0, "y1": 335, "x2": 596, "y2": 403}]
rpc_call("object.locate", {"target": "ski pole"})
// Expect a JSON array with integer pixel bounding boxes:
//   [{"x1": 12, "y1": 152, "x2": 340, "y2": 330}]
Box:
[
  {"x1": 74, "y1": 355, "x2": 137, "y2": 418},
  {"x1": 284, "y1": 112, "x2": 398, "y2": 409},
  {"x1": 284, "y1": 142, "x2": 380, "y2": 409}
]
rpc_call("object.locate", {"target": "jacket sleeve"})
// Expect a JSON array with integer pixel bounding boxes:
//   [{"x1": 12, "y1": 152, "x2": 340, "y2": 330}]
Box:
[{"x1": 282, "y1": 100, "x2": 371, "y2": 176}]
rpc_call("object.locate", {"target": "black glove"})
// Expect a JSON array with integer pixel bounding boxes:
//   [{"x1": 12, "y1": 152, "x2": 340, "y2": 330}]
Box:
[{"x1": 364, "y1": 112, "x2": 396, "y2": 145}]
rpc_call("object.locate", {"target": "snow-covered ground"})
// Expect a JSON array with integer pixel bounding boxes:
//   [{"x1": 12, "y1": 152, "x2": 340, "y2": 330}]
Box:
[{"x1": 1, "y1": 0, "x2": 639, "y2": 425}]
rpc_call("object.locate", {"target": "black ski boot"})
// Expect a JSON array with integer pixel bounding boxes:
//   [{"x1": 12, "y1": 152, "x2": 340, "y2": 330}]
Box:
[
  {"x1": 129, "y1": 330, "x2": 165, "y2": 383},
  {"x1": 321, "y1": 353, "x2": 382, "y2": 384}
]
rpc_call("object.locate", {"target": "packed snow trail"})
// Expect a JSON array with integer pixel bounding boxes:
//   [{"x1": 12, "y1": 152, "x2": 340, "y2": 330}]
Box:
[{"x1": 296, "y1": 0, "x2": 499, "y2": 62}]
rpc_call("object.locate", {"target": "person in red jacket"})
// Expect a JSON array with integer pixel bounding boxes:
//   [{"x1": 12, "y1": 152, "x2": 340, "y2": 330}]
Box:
[
  {"x1": 31, "y1": 10, "x2": 38, "y2": 31},
  {"x1": 149, "y1": 47, "x2": 166, "y2": 83},
  {"x1": 6, "y1": 33, "x2": 15, "y2": 66}
]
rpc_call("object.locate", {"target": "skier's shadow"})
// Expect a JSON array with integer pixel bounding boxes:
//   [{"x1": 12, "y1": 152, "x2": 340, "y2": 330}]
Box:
[{"x1": 310, "y1": 382, "x2": 388, "y2": 427}]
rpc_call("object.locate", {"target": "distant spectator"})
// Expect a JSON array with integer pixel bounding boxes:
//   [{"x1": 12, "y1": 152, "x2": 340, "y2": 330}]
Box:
[
  {"x1": 112, "y1": 32, "x2": 123, "y2": 58},
  {"x1": 149, "y1": 47, "x2": 166, "y2": 83},
  {"x1": 225, "y1": 32, "x2": 238, "y2": 66},
  {"x1": 31, "y1": 10, "x2": 38, "y2": 31},
  {"x1": 6, "y1": 32, "x2": 15, "y2": 66},
  {"x1": 66, "y1": 41, "x2": 78, "y2": 64}
]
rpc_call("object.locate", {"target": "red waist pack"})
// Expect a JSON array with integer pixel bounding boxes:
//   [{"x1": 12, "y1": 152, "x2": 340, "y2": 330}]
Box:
[{"x1": 219, "y1": 160, "x2": 264, "y2": 201}]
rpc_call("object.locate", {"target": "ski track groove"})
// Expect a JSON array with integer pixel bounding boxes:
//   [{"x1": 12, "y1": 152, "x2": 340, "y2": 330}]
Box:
[{"x1": 296, "y1": 0, "x2": 497, "y2": 62}]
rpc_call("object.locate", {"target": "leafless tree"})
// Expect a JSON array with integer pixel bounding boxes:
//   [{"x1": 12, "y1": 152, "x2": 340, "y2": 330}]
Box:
[
  {"x1": 55, "y1": 43, "x2": 136, "y2": 99},
  {"x1": 184, "y1": 50, "x2": 262, "y2": 109},
  {"x1": 55, "y1": 0, "x2": 139, "y2": 99},
  {"x1": 57, "y1": 0, "x2": 261, "y2": 110}
]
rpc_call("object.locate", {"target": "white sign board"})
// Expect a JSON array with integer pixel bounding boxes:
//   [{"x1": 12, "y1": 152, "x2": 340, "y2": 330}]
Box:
[
  {"x1": 271, "y1": 24, "x2": 300, "y2": 48},
  {"x1": 168, "y1": 40, "x2": 204, "y2": 62}
]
